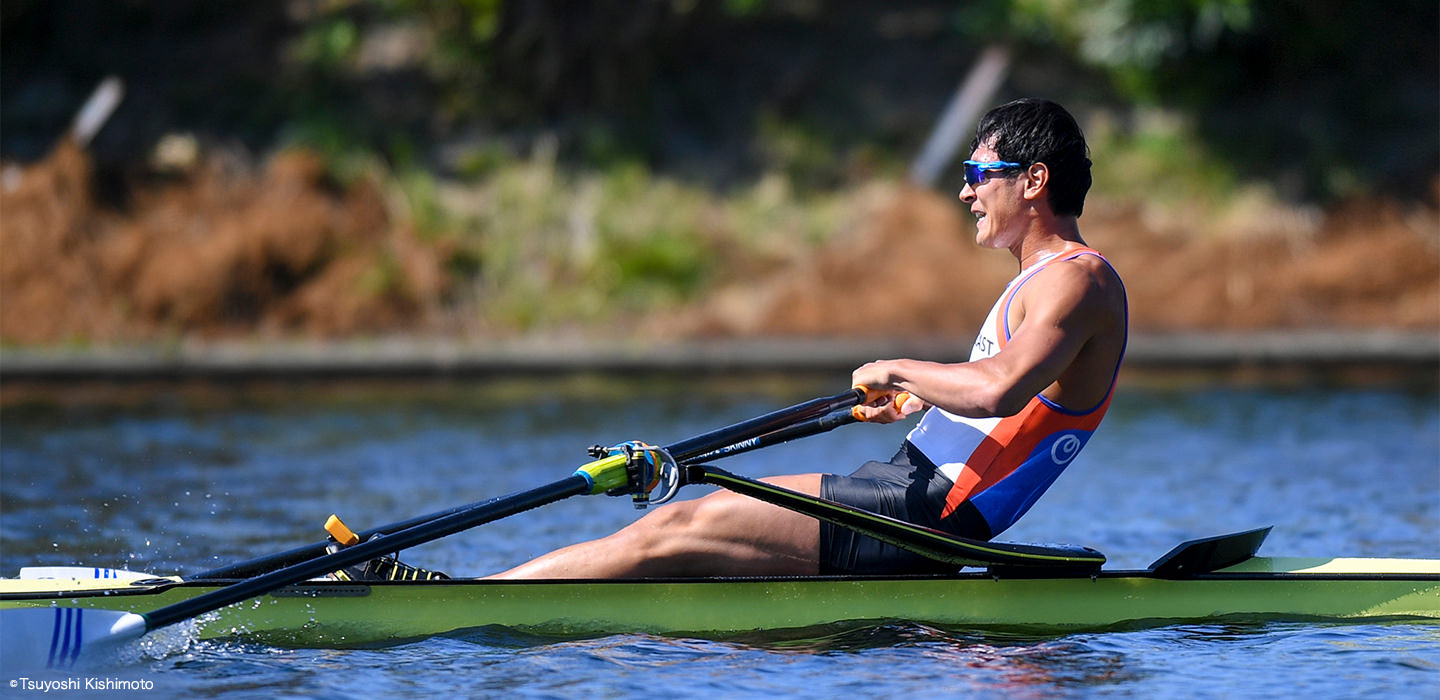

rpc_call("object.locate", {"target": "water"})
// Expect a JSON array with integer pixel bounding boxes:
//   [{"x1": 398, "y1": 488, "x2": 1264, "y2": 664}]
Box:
[{"x1": 2, "y1": 376, "x2": 1437, "y2": 698}]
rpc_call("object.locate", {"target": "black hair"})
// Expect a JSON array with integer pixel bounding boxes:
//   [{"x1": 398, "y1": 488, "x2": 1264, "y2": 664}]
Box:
[{"x1": 970, "y1": 98, "x2": 1092, "y2": 217}]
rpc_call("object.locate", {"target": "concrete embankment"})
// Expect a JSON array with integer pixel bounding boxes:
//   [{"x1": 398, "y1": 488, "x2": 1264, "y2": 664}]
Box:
[{"x1": 1, "y1": 331, "x2": 1435, "y2": 383}]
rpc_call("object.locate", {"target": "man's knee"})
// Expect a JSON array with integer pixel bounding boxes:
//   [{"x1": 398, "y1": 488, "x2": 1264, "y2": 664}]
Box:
[
  {"x1": 620, "y1": 493, "x2": 746, "y2": 549},
  {"x1": 614, "y1": 498, "x2": 704, "y2": 549}
]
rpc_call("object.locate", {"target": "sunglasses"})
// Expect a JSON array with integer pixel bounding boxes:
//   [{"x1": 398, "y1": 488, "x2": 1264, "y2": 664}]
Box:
[{"x1": 962, "y1": 160, "x2": 1024, "y2": 186}]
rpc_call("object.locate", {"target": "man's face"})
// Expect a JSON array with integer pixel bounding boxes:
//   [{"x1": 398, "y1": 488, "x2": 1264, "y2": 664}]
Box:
[{"x1": 959, "y1": 143, "x2": 1026, "y2": 249}]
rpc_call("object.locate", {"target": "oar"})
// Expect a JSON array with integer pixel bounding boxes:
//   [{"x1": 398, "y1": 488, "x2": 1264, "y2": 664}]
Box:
[
  {"x1": 687, "y1": 409, "x2": 858, "y2": 463},
  {"x1": 687, "y1": 464, "x2": 1106, "y2": 569},
  {"x1": 1, "y1": 456, "x2": 625, "y2": 669},
  {"x1": 192, "y1": 388, "x2": 870, "y2": 580},
  {"x1": 2, "y1": 389, "x2": 873, "y2": 667},
  {"x1": 190, "y1": 500, "x2": 495, "y2": 579},
  {"x1": 687, "y1": 393, "x2": 913, "y2": 464},
  {"x1": 663, "y1": 387, "x2": 876, "y2": 462}
]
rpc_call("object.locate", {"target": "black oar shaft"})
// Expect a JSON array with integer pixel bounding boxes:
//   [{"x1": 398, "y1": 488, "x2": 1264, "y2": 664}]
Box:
[
  {"x1": 688, "y1": 410, "x2": 857, "y2": 463},
  {"x1": 192, "y1": 388, "x2": 866, "y2": 581},
  {"x1": 190, "y1": 498, "x2": 500, "y2": 580},
  {"x1": 145, "y1": 476, "x2": 591, "y2": 631},
  {"x1": 666, "y1": 389, "x2": 862, "y2": 462}
]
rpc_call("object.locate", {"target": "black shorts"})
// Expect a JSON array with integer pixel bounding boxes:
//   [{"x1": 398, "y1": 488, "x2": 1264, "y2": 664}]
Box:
[{"x1": 818, "y1": 441, "x2": 992, "y2": 575}]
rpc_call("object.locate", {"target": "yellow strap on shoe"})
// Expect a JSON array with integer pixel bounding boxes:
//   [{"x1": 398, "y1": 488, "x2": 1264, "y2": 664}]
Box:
[{"x1": 325, "y1": 514, "x2": 361, "y2": 546}]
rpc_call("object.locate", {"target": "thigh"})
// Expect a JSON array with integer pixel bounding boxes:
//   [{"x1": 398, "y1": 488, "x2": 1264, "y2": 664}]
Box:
[
  {"x1": 640, "y1": 473, "x2": 823, "y2": 576},
  {"x1": 817, "y1": 453, "x2": 964, "y2": 575}
]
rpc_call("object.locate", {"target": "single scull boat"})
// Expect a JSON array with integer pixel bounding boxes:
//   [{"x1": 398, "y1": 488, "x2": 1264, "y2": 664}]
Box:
[{"x1": 3, "y1": 527, "x2": 1438, "y2": 650}]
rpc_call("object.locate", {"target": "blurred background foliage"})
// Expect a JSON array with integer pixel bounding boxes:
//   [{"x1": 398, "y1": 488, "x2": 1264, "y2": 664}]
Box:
[
  {"x1": 7, "y1": 0, "x2": 1433, "y2": 199},
  {"x1": 1, "y1": 0, "x2": 1436, "y2": 337}
]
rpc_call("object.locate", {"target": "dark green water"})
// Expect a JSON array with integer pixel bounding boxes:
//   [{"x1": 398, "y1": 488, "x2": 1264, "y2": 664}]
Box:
[{"x1": 2, "y1": 377, "x2": 1437, "y2": 697}]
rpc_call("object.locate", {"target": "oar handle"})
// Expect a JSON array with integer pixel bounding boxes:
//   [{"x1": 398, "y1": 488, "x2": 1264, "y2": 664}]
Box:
[{"x1": 850, "y1": 391, "x2": 916, "y2": 422}]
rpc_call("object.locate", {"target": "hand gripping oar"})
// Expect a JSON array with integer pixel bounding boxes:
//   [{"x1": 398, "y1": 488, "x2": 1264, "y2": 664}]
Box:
[{"x1": 1, "y1": 389, "x2": 872, "y2": 668}]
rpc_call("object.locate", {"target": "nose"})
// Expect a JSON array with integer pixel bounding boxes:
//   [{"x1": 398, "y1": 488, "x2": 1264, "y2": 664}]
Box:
[{"x1": 958, "y1": 183, "x2": 976, "y2": 203}]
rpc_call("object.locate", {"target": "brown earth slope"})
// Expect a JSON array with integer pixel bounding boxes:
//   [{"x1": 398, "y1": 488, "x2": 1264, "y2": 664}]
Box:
[
  {"x1": 1, "y1": 142, "x2": 448, "y2": 343},
  {"x1": 682, "y1": 186, "x2": 1439, "y2": 339},
  {"x1": 2, "y1": 145, "x2": 1436, "y2": 344}
]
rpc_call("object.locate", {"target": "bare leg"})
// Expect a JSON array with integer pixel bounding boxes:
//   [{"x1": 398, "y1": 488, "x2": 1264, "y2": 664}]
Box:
[{"x1": 489, "y1": 474, "x2": 822, "y2": 579}]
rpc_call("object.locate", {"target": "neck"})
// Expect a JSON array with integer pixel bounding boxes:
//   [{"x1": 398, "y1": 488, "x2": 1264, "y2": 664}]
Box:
[{"x1": 1012, "y1": 216, "x2": 1085, "y2": 269}]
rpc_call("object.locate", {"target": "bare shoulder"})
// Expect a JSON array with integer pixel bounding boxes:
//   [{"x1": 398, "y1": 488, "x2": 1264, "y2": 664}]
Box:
[
  {"x1": 1019, "y1": 254, "x2": 1125, "y2": 321},
  {"x1": 1055, "y1": 253, "x2": 1123, "y2": 291},
  {"x1": 1007, "y1": 252, "x2": 1127, "y2": 410}
]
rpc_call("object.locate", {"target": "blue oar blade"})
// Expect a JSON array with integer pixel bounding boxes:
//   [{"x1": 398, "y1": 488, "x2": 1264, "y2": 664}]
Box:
[{"x1": 0, "y1": 608, "x2": 146, "y2": 670}]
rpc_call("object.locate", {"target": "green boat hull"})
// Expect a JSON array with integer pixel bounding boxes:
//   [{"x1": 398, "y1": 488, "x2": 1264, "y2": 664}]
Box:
[{"x1": 4, "y1": 556, "x2": 1437, "y2": 647}]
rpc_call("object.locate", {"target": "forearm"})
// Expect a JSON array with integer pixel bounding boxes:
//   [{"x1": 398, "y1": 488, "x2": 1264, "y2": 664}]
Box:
[{"x1": 853, "y1": 358, "x2": 1030, "y2": 419}]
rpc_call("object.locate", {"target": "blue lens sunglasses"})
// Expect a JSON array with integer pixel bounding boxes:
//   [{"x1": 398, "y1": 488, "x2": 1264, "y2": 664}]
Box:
[{"x1": 962, "y1": 160, "x2": 1024, "y2": 186}]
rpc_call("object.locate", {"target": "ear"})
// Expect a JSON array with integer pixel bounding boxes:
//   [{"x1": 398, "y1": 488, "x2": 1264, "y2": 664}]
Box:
[{"x1": 1022, "y1": 162, "x2": 1049, "y2": 203}]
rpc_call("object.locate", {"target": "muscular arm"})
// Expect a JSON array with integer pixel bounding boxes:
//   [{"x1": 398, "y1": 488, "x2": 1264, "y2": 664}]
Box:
[{"x1": 853, "y1": 259, "x2": 1115, "y2": 422}]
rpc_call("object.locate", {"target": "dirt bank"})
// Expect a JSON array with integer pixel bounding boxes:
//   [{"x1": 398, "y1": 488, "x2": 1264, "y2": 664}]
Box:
[
  {"x1": 1, "y1": 141, "x2": 448, "y2": 344},
  {"x1": 1, "y1": 145, "x2": 1436, "y2": 345},
  {"x1": 678, "y1": 186, "x2": 1439, "y2": 339}
]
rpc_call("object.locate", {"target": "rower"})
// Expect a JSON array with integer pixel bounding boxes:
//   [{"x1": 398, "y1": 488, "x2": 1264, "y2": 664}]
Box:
[{"x1": 488, "y1": 98, "x2": 1127, "y2": 579}]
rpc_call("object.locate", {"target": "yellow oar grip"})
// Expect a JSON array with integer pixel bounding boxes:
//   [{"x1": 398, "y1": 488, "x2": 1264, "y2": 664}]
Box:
[
  {"x1": 325, "y1": 514, "x2": 361, "y2": 546},
  {"x1": 850, "y1": 391, "x2": 914, "y2": 421},
  {"x1": 574, "y1": 454, "x2": 632, "y2": 495}
]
